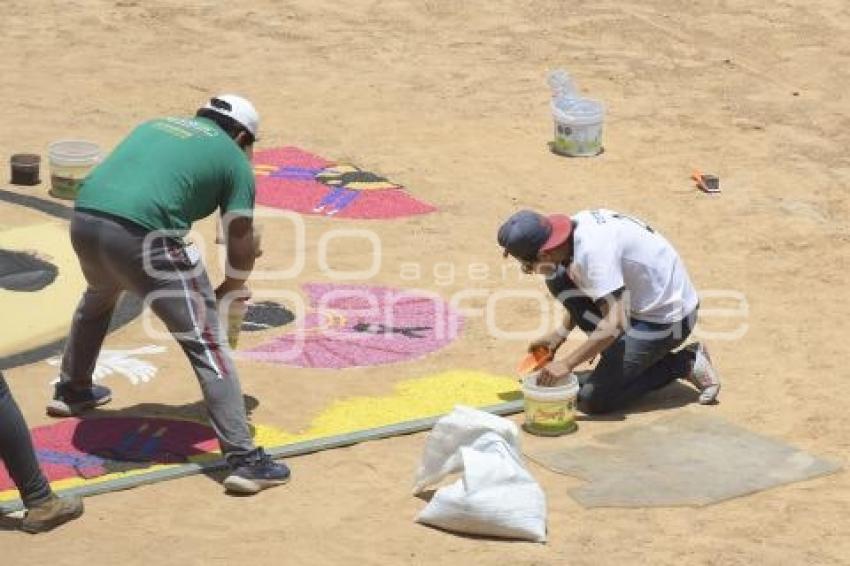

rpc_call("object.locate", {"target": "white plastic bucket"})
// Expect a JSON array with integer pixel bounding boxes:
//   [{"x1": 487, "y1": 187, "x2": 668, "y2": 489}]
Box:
[
  {"x1": 48, "y1": 140, "x2": 101, "y2": 200},
  {"x1": 522, "y1": 371, "x2": 579, "y2": 436},
  {"x1": 551, "y1": 98, "x2": 604, "y2": 157}
]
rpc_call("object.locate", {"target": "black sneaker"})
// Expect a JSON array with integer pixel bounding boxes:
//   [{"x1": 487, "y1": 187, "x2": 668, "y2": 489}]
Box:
[
  {"x1": 46, "y1": 382, "x2": 112, "y2": 417},
  {"x1": 223, "y1": 448, "x2": 291, "y2": 494}
]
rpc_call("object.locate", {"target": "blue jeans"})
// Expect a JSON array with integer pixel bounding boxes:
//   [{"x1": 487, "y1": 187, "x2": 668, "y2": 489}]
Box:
[
  {"x1": 0, "y1": 372, "x2": 52, "y2": 506},
  {"x1": 546, "y1": 267, "x2": 696, "y2": 414}
]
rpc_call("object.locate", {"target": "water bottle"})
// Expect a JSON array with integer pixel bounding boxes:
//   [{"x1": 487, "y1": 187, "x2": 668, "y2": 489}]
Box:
[{"x1": 547, "y1": 69, "x2": 578, "y2": 110}]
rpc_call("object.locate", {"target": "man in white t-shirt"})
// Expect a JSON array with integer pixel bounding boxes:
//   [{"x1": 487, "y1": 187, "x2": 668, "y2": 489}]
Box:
[{"x1": 497, "y1": 209, "x2": 721, "y2": 413}]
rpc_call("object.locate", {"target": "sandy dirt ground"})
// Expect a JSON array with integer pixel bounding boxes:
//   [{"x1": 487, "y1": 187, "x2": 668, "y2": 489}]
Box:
[{"x1": 1, "y1": 1, "x2": 849, "y2": 564}]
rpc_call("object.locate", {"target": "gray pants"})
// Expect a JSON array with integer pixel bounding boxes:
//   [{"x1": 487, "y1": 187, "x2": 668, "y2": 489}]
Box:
[
  {"x1": 61, "y1": 210, "x2": 254, "y2": 456},
  {"x1": 1, "y1": 372, "x2": 52, "y2": 506}
]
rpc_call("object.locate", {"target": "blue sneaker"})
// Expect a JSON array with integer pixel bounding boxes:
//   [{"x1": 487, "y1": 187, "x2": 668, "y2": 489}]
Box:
[
  {"x1": 46, "y1": 382, "x2": 112, "y2": 417},
  {"x1": 223, "y1": 448, "x2": 291, "y2": 494}
]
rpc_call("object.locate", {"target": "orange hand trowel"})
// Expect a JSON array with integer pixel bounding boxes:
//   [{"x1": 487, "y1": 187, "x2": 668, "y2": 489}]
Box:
[
  {"x1": 517, "y1": 346, "x2": 554, "y2": 375},
  {"x1": 691, "y1": 169, "x2": 721, "y2": 194}
]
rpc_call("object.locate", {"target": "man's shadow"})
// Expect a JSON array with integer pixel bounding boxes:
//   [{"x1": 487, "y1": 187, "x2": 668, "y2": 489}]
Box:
[
  {"x1": 83, "y1": 394, "x2": 259, "y2": 424},
  {"x1": 66, "y1": 395, "x2": 261, "y2": 489},
  {"x1": 0, "y1": 510, "x2": 24, "y2": 531},
  {"x1": 573, "y1": 368, "x2": 703, "y2": 422},
  {"x1": 587, "y1": 380, "x2": 702, "y2": 421}
]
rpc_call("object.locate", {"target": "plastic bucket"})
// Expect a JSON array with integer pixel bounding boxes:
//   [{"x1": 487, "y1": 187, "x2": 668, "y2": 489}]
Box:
[
  {"x1": 47, "y1": 140, "x2": 101, "y2": 200},
  {"x1": 522, "y1": 371, "x2": 579, "y2": 436},
  {"x1": 10, "y1": 154, "x2": 41, "y2": 186},
  {"x1": 551, "y1": 98, "x2": 604, "y2": 157}
]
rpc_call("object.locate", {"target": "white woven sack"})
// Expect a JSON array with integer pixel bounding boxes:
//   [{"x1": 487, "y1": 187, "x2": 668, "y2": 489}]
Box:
[
  {"x1": 415, "y1": 432, "x2": 547, "y2": 542},
  {"x1": 413, "y1": 405, "x2": 520, "y2": 495}
]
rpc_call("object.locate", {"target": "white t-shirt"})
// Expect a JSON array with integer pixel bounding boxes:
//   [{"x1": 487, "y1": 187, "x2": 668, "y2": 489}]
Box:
[{"x1": 568, "y1": 209, "x2": 699, "y2": 323}]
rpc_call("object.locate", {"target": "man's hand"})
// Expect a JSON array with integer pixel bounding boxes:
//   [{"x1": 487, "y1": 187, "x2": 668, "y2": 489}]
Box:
[
  {"x1": 537, "y1": 358, "x2": 574, "y2": 387},
  {"x1": 215, "y1": 282, "x2": 251, "y2": 303},
  {"x1": 528, "y1": 331, "x2": 566, "y2": 355}
]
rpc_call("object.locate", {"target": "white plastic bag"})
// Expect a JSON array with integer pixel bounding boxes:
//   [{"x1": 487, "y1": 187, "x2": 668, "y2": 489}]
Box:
[
  {"x1": 413, "y1": 408, "x2": 547, "y2": 543},
  {"x1": 413, "y1": 405, "x2": 520, "y2": 495}
]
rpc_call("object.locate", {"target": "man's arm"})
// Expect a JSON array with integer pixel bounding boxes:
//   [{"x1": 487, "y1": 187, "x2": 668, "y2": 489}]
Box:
[
  {"x1": 537, "y1": 290, "x2": 627, "y2": 385},
  {"x1": 529, "y1": 310, "x2": 575, "y2": 354},
  {"x1": 215, "y1": 214, "x2": 257, "y2": 299}
]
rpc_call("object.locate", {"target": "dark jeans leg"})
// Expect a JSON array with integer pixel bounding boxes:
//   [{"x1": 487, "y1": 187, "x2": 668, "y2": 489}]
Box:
[
  {"x1": 0, "y1": 373, "x2": 52, "y2": 507},
  {"x1": 579, "y1": 314, "x2": 696, "y2": 414}
]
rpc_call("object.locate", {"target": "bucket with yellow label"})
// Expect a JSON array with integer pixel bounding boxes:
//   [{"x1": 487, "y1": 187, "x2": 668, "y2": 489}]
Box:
[{"x1": 521, "y1": 371, "x2": 579, "y2": 436}]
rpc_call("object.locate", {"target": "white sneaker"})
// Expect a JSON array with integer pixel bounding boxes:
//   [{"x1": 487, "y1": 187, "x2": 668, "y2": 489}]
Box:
[{"x1": 686, "y1": 343, "x2": 721, "y2": 404}]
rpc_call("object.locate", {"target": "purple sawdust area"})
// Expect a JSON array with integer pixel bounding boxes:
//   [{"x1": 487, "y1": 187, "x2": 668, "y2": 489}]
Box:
[{"x1": 243, "y1": 283, "x2": 463, "y2": 368}]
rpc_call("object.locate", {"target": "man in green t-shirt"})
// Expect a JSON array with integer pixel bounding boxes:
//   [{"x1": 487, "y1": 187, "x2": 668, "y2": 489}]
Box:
[{"x1": 47, "y1": 95, "x2": 290, "y2": 495}]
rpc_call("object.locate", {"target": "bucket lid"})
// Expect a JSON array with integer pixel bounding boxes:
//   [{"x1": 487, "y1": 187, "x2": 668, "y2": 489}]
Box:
[
  {"x1": 552, "y1": 98, "x2": 604, "y2": 125},
  {"x1": 48, "y1": 140, "x2": 101, "y2": 164},
  {"x1": 11, "y1": 153, "x2": 40, "y2": 165}
]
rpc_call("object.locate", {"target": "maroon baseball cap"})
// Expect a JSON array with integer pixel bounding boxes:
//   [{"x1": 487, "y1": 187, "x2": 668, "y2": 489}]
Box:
[{"x1": 497, "y1": 210, "x2": 573, "y2": 261}]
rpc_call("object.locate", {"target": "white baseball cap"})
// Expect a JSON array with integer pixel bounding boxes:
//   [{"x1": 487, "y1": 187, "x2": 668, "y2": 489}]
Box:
[{"x1": 203, "y1": 94, "x2": 259, "y2": 139}]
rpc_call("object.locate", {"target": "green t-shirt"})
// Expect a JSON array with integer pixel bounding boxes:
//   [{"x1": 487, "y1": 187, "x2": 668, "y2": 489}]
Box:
[{"x1": 75, "y1": 116, "x2": 255, "y2": 234}]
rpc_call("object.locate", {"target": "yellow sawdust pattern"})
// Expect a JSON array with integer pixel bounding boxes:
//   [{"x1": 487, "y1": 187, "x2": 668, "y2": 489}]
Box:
[
  {"x1": 258, "y1": 370, "x2": 520, "y2": 445},
  {"x1": 0, "y1": 222, "x2": 86, "y2": 357}
]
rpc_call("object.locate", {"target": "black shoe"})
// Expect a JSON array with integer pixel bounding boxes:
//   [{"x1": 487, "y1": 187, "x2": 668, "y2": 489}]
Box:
[
  {"x1": 46, "y1": 382, "x2": 112, "y2": 417},
  {"x1": 223, "y1": 448, "x2": 291, "y2": 494}
]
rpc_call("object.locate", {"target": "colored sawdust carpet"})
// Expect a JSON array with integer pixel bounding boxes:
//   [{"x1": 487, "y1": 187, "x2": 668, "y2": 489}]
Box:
[
  {"x1": 0, "y1": 190, "x2": 142, "y2": 369},
  {"x1": 268, "y1": 369, "x2": 521, "y2": 443},
  {"x1": 0, "y1": 370, "x2": 520, "y2": 511},
  {"x1": 0, "y1": 416, "x2": 289, "y2": 508},
  {"x1": 0, "y1": 222, "x2": 86, "y2": 359},
  {"x1": 526, "y1": 411, "x2": 841, "y2": 507},
  {"x1": 0, "y1": 417, "x2": 220, "y2": 501},
  {"x1": 254, "y1": 146, "x2": 436, "y2": 219},
  {"x1": 241, "y1": 283, "x2": 462, "y2": 368}
]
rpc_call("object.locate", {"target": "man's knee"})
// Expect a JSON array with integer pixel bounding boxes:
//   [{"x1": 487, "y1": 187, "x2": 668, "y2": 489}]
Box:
[{"x1": 578, "y1": 384, "x2": 619, "y2": 415}]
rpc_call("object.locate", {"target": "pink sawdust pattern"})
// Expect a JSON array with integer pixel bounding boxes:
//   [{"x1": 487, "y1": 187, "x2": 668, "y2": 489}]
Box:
[
  {"x1": 242, "y1": 283, "x2": 463, "y2": 369},
  {"x1": 0, "y1": 417, "x2": 218, "y2": 491},
  {"x1": 254, "y1": 146, "x2": 437, "y2": 219}
]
